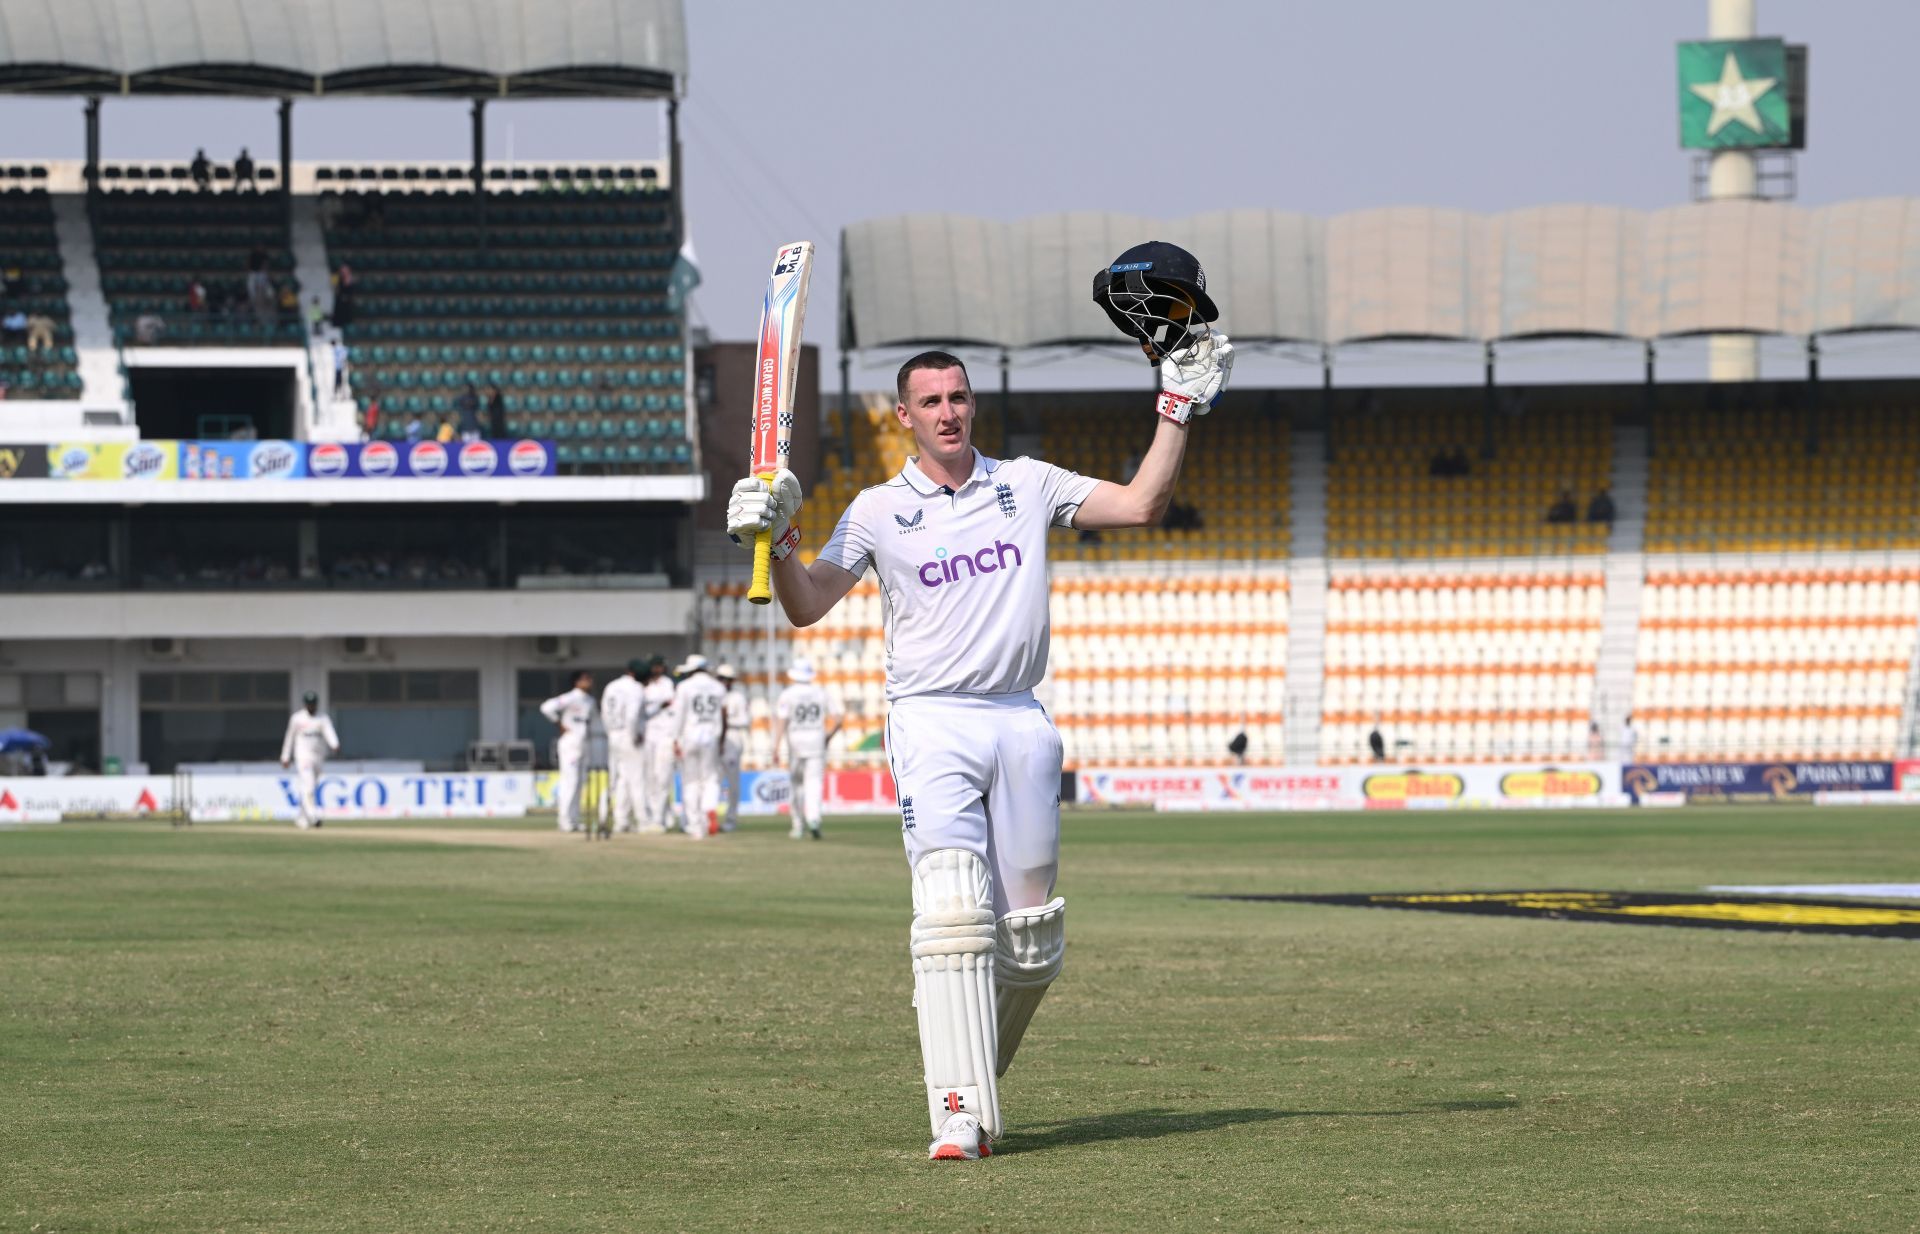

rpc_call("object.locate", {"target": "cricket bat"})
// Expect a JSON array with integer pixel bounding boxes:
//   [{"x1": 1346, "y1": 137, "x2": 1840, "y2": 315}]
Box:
[{"x1": 747, "y1": 240, "x2": 814, "y2": 605}]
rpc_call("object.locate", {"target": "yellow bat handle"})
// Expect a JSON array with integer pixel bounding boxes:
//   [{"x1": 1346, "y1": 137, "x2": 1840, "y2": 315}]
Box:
[{"x1": 747, "y1": 472, "x2": 776, "y2": 605}]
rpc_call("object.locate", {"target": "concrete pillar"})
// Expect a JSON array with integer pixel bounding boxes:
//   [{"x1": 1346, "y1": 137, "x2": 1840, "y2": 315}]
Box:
[{"x1": 1707, "y1": 0, "x2": 1759, "y2": 382}]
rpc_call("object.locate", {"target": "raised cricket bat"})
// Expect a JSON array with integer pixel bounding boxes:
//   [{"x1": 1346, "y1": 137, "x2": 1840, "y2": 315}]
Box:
[{"x1": 747, "y1": 240, "x2": 814, "y2": 605}]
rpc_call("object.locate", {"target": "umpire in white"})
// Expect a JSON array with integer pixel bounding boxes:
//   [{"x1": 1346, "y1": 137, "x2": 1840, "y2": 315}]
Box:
[{"x1": 725, "y1": 244, "x2": 1231, "y2": 1160}]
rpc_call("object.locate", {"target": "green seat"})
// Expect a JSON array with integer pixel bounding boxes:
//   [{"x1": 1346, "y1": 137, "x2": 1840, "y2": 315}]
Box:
[{"x1": 578, "y1": 442, "x2": 603, "y2": 465}]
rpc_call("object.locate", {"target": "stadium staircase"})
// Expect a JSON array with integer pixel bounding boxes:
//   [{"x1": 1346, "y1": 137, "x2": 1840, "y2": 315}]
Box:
[
  {"x1": 1593, "y1": 425, "x2": 1649, "y2": 741},
  {"x1": 1283, "y1": 429, "x2": 1328, "y2": 764},
  {"x1": 48, "y1": 194, "x2": 120, "y2": 407},
  {"x1": 289, "y1": 196, "x2": 353, "y2": 437}
]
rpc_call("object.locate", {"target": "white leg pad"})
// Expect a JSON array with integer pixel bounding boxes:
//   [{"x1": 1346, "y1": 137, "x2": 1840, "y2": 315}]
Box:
[
  {"x1": 910, "y1": 848, "x2": 1001, "y2": 1137},
  {"x1": 994, "y1": 897, "x2": 1065, "y2": 1077}
]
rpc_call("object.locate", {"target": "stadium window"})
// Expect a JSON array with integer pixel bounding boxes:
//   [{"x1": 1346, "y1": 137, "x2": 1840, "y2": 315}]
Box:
[
  {"x1": 326, "y1": 669, "x2": 481, "y2": 771},
  {"x1": 0, "y1": 671, "x2": 102, "y2": 771},
  {"x1": 138, "y1": 672, "x2": 290, "y2": 770}
]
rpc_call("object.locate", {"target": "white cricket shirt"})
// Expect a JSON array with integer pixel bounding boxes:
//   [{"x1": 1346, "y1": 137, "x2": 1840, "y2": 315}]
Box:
[
  {"x1": 641, "y1": 676, "x2": 677, "y2": 738},
  {"x1": 721, "y1": 688, "x2": 750, "y2": 752},
  {"x1": 600, "y1": 674, "x2": 644, "y2": 744},
  {"x1": 817, "y1": 451, "x2": 1098, "y2": 700},
  {"x1": 280, "y1": 710, "x2": 340, "y2": 766},
  {"x1": 776, "y1": 682, "x2": 843, "y2": 758},
  {"x1": 673, "y1": 672, "x2": 729, "y2": 746},
  {"x1": 540, "y1": 687, "x2": 597, "y2": 751}
]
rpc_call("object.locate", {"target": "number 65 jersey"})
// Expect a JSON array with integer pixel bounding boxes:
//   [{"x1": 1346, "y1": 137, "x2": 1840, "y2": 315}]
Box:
[{"x1": 817, "y1": 452, "x2": 1097, "y2": 701}]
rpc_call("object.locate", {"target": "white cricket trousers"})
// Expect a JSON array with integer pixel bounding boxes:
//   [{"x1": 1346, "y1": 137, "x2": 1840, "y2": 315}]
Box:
[
  {"x1": 641, "y1": 732, "x2": 678, "y2": 831},
  {"x1": 885, "y1": 690, "x2": 1062, "y2": 916},
  {"x1": 555, "y1": 741, "x2": 586, "y2": 831},
  {"x1": 609, "y1": 740, "x2": 646, "y2": 831},
  {"x1": 680, "y1": 737, "x2": 721, "y2": 832},
  {"x1": 293, "y1": 760, "x2": 323, "y2": 828},
  {"x1": 789, "y1": 752, "x2": 826, "y2": 830},
  {"x1": 720, "y1": 739, "x2": 744, "y2": 829}
]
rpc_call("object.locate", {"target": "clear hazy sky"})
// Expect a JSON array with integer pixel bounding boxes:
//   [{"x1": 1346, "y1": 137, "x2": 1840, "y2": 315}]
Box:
[{"x1": 3, "y1": 1, "x2": 1915, "y2": 386}]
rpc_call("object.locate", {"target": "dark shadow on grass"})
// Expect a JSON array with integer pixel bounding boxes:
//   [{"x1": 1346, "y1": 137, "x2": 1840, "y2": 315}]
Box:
[{"x1": 1003, "y1": 1099, "x2": 1518, "y2": 1154}]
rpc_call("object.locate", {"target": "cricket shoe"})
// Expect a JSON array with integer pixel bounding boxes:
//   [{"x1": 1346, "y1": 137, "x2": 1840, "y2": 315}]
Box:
[
  {"x1": 809, "y1": 825, "x2": 822, "y2": 841},
  {"x1": 789, "y1": 824, "x2": 804, "y2": 840},
  {"x1": 928, "y1": 1112, "x2": 991, "y2": 1161}
]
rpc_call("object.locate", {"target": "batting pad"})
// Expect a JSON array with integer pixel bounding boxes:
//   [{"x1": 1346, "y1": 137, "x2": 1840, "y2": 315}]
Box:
[
  {"x1": 910, "y1": 848, "x2": 1001, "y2": 1136},
  {"x1": 994, "y1": 897, "x2": 1066, "y2": 1077}
]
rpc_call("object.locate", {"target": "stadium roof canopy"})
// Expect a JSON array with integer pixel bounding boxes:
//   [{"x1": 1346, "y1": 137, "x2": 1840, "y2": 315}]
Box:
[
  {"x1": 841, "y1": 199, "x2": 1920, "y2": 352},
  {"x1": 0, "y1": 0, "x2": 687, "y2": 98}
]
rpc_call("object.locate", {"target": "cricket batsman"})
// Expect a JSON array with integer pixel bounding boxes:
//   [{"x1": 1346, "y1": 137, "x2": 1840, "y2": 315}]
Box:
[
  {"x1": 671, "y1": 654, "x2": 729, "y2": 838},
  {"x1": 715, "y1": 663, "x2": 750, "y2": 832},
  {"x1": 725, "y1": 241, "x2": 1231, "y2": 1160},
  {"x1": 279, "y1": 690, "x2": 340, "y2": 830},
  {"x1": 539, "y1": 669, "x2": 596, "y2": 833},
  {"x1": 773, "y1": 658, "x2": 841, "y2": 840},
  {"x1": 601, "y1": 659, "x2": 648, "y2": 834}
]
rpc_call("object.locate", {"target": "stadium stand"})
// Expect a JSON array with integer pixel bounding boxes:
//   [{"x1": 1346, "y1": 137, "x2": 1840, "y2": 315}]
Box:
[
  {"x1": 322, "y1": 188, "x2": 691, "y2": 471},
  {"x1": 1630, "y1": 568, "x2": 1916, "y2": 761},
  {"x1": 93, "y1": 188, "x2": 302, "y2": 346},
  {"x1": 1327, "y1": 403, "x2": 1612, "y2": 559},
  {"x1": 0, "y1": 188, "x2": 81, "y2": 397},
  {"x1": 1320, "y1": 570, "x2": 1605, "y2": 763},
  {"x1": 1647, "y1": 403, "x2": 1920, "y2": 552}
]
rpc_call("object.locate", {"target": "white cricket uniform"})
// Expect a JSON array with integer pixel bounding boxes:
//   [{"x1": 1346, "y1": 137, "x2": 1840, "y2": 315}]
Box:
[
  {"x1": 777, "y1": 682, "x2": 843, "y2": 832},
  {"x1": 818, "y1": 451, "x2": 1096, "y2": 914},
  {"x1": 640, "y1": 676, "x2": 679, "y2": 831},
  {"x1": 279, "y1": 709, "x2": 340, "y2": 829},
  {"x1": 719, "y1": 686, "x2": 750, "y2": 830},
  {"x1": 540, "y1": 686, "x2": 597, "y2": 832},
  {"x1": 600, "y1": 674, "x2": 646, "y2": 831},
  {"x1": 673, "y1": 671, "x2": 729, "y2": 833}
]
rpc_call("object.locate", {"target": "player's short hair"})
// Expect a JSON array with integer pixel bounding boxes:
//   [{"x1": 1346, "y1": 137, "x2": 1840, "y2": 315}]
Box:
[{"x1": 896, "y1": 351, "x2": 970, "y2": 404}]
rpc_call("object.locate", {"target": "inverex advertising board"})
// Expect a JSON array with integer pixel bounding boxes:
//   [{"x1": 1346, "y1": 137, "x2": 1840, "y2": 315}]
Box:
[{"x1": 1076, "y1": 764, "x2": 1624, "y2": 811}]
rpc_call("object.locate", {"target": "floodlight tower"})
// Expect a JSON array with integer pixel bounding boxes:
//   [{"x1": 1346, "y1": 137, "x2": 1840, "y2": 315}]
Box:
[{"x1": 1707, "y1": 0, "x2": 1758, "y2": 381}]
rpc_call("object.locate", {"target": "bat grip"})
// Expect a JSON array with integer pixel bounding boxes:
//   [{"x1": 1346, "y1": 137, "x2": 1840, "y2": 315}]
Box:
[{"x1": 747, "y1": 472, "x2": 776, "y2": 605}]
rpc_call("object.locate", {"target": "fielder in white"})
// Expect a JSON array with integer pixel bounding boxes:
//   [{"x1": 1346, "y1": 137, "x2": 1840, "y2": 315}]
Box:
[
  {"x1": 638, "y1": 655, "x2": 680, "y2": 833},
  {"x1": 600, "y1": 659, "x2": 649, "y2": 834},
  {"x1": 774, "y1": 658, "x2": 842, "y2": 841},
  {"x1": 280, "y1": 690, "x2": 340, "y2": 830},
  {"x1": 716, "y1": 663, "x2": 750, "y2": 832},
  {"x1": 540, "y1": 669, "x2": 597, "y2": 833},
  {"x1": 727, "y1": 328, "x2": 1230, "y2": 1159},
  {"x1": 671, "y1": 654, "x2": 730, "y2": 839}
]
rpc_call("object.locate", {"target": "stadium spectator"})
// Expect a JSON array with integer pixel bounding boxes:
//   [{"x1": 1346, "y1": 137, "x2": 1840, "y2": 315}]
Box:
[
  {"x1": 186, "y1": 275, "x2": 208, "y2": 314},
  {"x1": 0, "y1": 307, "x2": 25, "y2": 344},
  {"x1": 1618, "y1": 713, "x2": 1638, "y2": 762},
  {"x1": 435, "y1": 415, "x2": 456, "y2": 444},
  {"x1": 308, "y1": 296, "x2": 328, "y2": 336},
  {"x1": 404, "y1": 413, "x2": 425, "y2": 443},
  {"x1": 486, "y1": 383, "x2": 507, "y2": 438},
  {"x1": 359, "y1": 393, "x2": 382, "y2": 442},
  {"x1": 1587, "y1": 721, "x2": 1604, "y2": 760},
  {"x1": 1227, "y1": 730, "x2": 1249, "y2": 765},
  {"x1": 331, "y1": 263, "x2": 356, "y2": 328},
  {"x1": 190, "y1": 148, "x2": 211, "y2": 190},
  {"x1": 1545, "y1": 490, "x2": 1577, "y2": 523},
  {"x1": 1586, "y1": 486, "x2": 1616, "y2": 526},
  {"x1": 454, "y1": 383, "x2": 482, "y2": 441},
  {"x1": 1, "y1": 266, "x2": 23, "y2": 299},
  {"x1": 25, "y1": 313, "x2": 55, "y2": 353},
  {"x1": 134, "y1": 313, "x2": 165, "y2": 344},
  {"x1": 316, "y1": 194, "x2": 343, "y2": 231},
  {"x1": 1368, "y1": 717, "x2": 1387, "y2": 763},
  {"x1": 233, "y1": 147, "x2": 256, "y2": 191},
  {"x1": 245, "y1": 253, "x2": 274, "y2": 324},
  {"x1": 277, "y1": 282, "x2": 300, "y2": 323},
  {"x1": 332, "y1": 337, "x2": 351, "y2": 398}
]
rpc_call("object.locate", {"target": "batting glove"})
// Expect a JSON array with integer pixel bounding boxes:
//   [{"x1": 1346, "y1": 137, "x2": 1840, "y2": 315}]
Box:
[
  {"x1": 726, "y1": 470, "x2": 804, "y2": 560},
  {"x1": 1156, "y1": 328, "x2": 1234, "y2": 424}
]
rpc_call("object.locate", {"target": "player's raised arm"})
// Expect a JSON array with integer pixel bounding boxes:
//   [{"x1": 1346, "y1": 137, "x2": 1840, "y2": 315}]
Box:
[
  {"x1": 725, "y1": 472, "x2": 862, "y2": 626},
  {"x1": 1073, "y1": 327, "x2": 1234, "y2": 530}
]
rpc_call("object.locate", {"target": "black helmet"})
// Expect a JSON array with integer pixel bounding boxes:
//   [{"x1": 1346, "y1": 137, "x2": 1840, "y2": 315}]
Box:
[{"x1": 1092, "y1": 241, "x2": 1219, "y2": 361}]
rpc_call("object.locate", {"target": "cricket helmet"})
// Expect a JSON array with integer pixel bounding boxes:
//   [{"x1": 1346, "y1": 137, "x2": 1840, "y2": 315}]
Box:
[{"x1": 1091, "y1": 241, "x2": 1218, "y2": 362}]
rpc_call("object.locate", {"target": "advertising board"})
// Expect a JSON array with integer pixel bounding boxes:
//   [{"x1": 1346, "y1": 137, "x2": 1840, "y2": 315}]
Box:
[{"x1": 1622, "y1": 762, "x2": 1893, "y2": 804}]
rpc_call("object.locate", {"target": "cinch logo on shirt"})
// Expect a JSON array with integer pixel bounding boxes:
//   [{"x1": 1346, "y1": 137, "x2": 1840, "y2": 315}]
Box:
[{"x1": 917, "y1": 540, "x2": 1024, "y2": 588}]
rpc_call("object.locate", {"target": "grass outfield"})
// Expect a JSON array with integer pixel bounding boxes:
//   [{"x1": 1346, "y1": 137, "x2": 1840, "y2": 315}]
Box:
[{"x1": 4, "y1": 808, "x2": 1918, "y2": 1233}]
